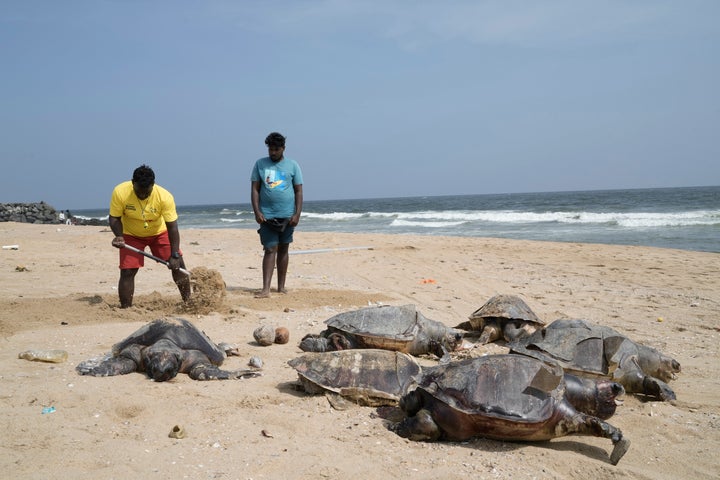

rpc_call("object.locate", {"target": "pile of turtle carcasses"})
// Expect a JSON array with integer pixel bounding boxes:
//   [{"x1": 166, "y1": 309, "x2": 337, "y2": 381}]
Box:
[{"x1": 290, "y1": 294, "x2": 682, "y2": 466}]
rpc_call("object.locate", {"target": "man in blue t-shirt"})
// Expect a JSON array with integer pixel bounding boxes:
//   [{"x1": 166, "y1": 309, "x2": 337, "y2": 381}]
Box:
[{"x1": 250, "y1": 132, "x2": 304, "y2": 298}]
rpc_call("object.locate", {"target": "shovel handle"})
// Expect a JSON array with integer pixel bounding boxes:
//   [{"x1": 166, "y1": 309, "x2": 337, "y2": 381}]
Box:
[{"x1": 123, "y1": 244, "x2": 191, "y2": 276}]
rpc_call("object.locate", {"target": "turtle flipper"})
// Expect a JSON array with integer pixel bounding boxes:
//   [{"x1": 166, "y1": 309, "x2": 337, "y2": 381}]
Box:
[
  {"x1": 231, "y1": 369, "x2": 263, "y2": 379},
  {"x1": 573, "y1": 413, "x2": 630, "y2": 465},
  {"x1": 642, "y1": 376, "x2": 677, "y2": 401},
  {"x1": 394, "y1": 408, "x2": 441, "y2": 441},
  {"x1": 610, "y1": 437, "x2": 631, "y2": 466},
  {"x1": 76, "y1": 354, "x2": 138, "y2": 377},
  {"x1": 613, "y1": 354, "x2": 677, "y2": 400},
  {"x1": 188, "y1": 363, "x2": 261, "y2": 380},
  {"x1": 478, "y1": 323, "x2": 502, "y2": 344}
]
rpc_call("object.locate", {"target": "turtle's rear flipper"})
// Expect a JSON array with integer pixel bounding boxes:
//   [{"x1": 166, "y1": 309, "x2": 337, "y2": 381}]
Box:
[
  {"x1": 231, "y1": 369, "x2": 262, "y2": 379},
  {"x1": 188, "y1": 363, "x2": 261, "y2": 380}
]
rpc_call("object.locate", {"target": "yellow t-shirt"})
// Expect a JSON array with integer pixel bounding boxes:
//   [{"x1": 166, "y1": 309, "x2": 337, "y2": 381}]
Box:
[{"x1": 109, "y1": 181, "x2": 178, "y2": 237}]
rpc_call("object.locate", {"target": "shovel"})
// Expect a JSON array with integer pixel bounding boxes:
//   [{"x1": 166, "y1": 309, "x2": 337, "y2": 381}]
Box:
[{"x1": 123, "y1": 244, "x2": 191, "y2": 276}]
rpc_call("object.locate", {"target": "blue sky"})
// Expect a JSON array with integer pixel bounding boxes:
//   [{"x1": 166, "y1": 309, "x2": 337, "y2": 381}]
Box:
[{"x1": 1, "y1": 1, "x2": 718, "y2": 210}]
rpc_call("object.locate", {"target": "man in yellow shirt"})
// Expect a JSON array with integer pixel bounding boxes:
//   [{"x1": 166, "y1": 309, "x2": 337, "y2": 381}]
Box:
[{"x1": 109, "y1": 165, "x2": 191, "y2": 308}]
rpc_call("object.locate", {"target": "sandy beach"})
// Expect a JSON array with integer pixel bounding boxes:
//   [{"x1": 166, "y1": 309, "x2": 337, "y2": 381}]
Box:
[{"x1": 1, "y1": 221, "x2": 718, "y2": 479}]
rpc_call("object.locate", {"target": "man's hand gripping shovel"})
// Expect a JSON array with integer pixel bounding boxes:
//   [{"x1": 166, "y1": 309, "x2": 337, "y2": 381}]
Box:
[{"x1": 123, "y1": 244, "x2": 191, "y2": 276}]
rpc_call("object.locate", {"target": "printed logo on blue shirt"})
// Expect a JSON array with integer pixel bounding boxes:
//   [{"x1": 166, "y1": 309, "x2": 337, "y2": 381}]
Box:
[{"x1": 264, "y1": 169, "x2": 287, "y2": 190}]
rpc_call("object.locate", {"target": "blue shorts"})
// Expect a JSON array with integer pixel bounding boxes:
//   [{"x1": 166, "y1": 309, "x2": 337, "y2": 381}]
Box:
[{"x1": 258, "y1": 223, "x2": 295, "y2": 250}]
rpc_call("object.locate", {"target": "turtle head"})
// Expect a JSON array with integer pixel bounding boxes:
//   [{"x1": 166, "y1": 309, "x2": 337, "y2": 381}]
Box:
[
  {"x1": 145, "y1": 350, "x2": 181, "y2": 382},
  {"x1": 299, "y1": 334, "x2": 331, "y2": 352},
  {"x1": 428, "y1": 331, "x2": 463, "y2": 359},
  {"x1": 563, "y1": 374, "x2": 625, "y2": 420},
  {"x1": 594, "y1": 380, "x2": 626, "y2": 420},
  {"x1": 636, "y1": 345, "x2": 681, "y2": 382},
  {"x1": 669, "y1": 358, "x2": 681, "y2": 377},
  {"x1": 446, "y1": 330, "x2": 463, "y2": 351},
  {"x1": 650, "y1": 355, "x2": 682, "y2": 382},
  {"x1": 328, "y1": 333, "x2": 355, "y2": 351}
]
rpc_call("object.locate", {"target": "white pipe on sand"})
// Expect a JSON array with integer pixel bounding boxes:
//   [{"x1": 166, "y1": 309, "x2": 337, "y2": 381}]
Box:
[{"x1": 290, "y1": 246, "x2": 373, "y2": 255}]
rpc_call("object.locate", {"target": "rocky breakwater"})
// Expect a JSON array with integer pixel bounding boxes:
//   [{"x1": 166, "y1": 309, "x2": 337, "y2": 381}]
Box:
[
  {"x1": 0, "y1": 202, "x2": 62, "y2": 224},
  {"x1": 0, "y1": 203, "x2": 108, "y2": 226}
]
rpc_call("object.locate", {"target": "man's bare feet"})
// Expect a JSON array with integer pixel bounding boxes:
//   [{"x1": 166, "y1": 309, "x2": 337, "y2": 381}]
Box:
[
  {"x1": 254, "y1": 290, "x2": 270, "y2": 299},
  {"x1": 278, "y1": 288, "x2": 288, "y2": 294}
]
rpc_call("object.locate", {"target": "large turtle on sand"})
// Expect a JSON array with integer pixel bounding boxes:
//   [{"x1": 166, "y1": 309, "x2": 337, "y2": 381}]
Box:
[
  {"x1": 288, "y1": 350, "x2": 423, "y2": 406},
  {"x1": 508, "y1": 318, "x2": 681, "y2": 401},
  {"x1": 455, "y1": 294, "x2": 545, "y2": 344},
  {"x1": 76, "y1": 317, "x2": 261, "y2": 381},
  {"x1": 299, "y1": 304, "x2": 463, "y2": 357},
  {"x1": 289, "y1": 349, "x2": 624, "y2": 420},
  {"x1": 393, "y1": 354, "x2": 630, "y2": 465}
]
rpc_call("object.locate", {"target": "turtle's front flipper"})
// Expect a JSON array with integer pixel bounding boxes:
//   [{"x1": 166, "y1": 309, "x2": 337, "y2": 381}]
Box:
[
  {"x1": 610, "y1": 437, "x2": 631, "y2": 466},
  {"x1": 188, "y1": 363, "x2": 261, "y2": 380},
  {"x1": 570, "y1": 412, "x2": 630, "y2": 465},
  {"x1": 613, "y1": 354, "x2": 677, "y2": 401},
  {"x1": 478, "y1": 323, "x2": 502, "y2": 344},
  {"x1": 393, "y1": 408, "x2": 442, "y2": 441},
  {"x1": 642, "y1": 376, "x2": 676, "y2": 401},
  {"x1": 76, "y1": 354, "x2": 138, "y2": 377}
]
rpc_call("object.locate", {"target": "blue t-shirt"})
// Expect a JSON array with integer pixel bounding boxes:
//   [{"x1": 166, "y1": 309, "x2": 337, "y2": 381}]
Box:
[{"x1": 250, "y1": 156, "x2": 303, "y2": 218}]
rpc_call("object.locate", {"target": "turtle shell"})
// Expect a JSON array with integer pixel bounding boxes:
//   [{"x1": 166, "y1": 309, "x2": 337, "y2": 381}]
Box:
[
  {"x1": 509, "y1": 318, "x2": 681, "y2": 382},
  {"x1": 325, "y1": 305, "x2": 419, "y2": 350},
  {"x1": 413, "y1": 354, "x2": 564, "y2": 424},
  {"x1": 456, "y1": 295, "x2": 545, "y2": 344},
  {"x1": 509, "y1": 319, "x2": 610, "y2": 375},
  {"x1": 112, "y1": 317, "x2": 226, "y2": 365},
  {"x1": 468, "y1": 294, "x2": 543, "y2": 325},
  {"x1": 396, "y1": 353, "x2": 630, "y2": 464},
  {"x1": 324, "y1": 304, "x2": 431, "y2": 351},
  {"x1": 288, "y1": 349, "x2": 422, "y2": 405}
]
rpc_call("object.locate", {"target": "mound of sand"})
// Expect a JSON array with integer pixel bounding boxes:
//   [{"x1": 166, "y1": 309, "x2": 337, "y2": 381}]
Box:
[{"x1": 183, "y1": 266, "x2": 226, "y2": 314}]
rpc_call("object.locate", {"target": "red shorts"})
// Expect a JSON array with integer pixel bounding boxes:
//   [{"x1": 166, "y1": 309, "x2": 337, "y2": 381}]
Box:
[{"x1": 119, "y1": 231, "x2": 180, "y2": 270}]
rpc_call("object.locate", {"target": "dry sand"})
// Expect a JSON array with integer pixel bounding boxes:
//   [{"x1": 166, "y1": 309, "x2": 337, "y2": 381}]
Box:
[{"x1": 0, "y1": 222, "x2": 718, "y2": 479}]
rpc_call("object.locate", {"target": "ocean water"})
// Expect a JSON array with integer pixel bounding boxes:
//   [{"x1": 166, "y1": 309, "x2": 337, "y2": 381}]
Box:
[{"x1": 74, "y1": 186, "x2": 720, "y2": 253}]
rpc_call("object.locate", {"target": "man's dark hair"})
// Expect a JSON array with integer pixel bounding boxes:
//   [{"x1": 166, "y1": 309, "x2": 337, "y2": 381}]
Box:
[
  {"x1": 132, "y1": 165, "x2": 155, "y2": 188},
  {"x1": 265, "y1": 132, "x2": 286, "y2": 148}
]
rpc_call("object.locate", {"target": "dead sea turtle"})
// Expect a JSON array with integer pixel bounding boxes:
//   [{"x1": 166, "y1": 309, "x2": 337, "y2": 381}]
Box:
[
  {"x1": 76, "y1": 317, "x2": 261, "y2": 381},
  {"x1": 299, "y1": 304, "x2": 463, "y2": 357},
  {"x1": 455, "y1": 294, "x2": 545, "y2": 344},
  {"x1": 288, "y1": 349, "x2": 422, "y2": 406},
  {"x1": 289, "y1": 349, "x2": 624, "y2": 420},
  {"x1": 508, "y1": 318, "x2": 681, "y2": 401},
  {"x1": 393, "y1": 354, "x2": 630, "y2": 465}
]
